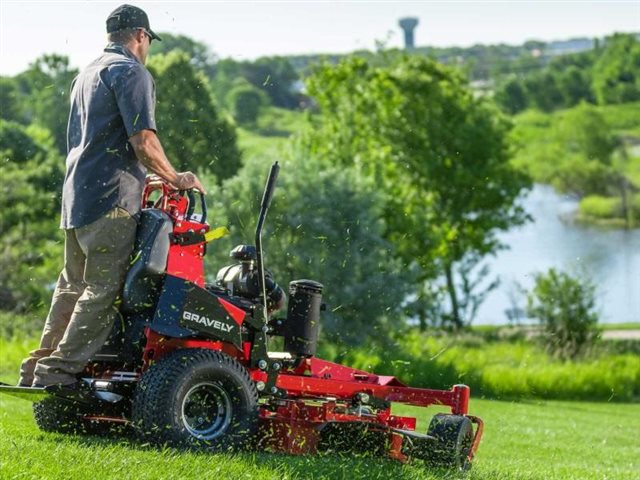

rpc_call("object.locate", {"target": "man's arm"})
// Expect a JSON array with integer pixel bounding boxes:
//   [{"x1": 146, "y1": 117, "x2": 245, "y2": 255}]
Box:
[{"x1": 129, "y1": 129, "x2": 206, "y2": 194}]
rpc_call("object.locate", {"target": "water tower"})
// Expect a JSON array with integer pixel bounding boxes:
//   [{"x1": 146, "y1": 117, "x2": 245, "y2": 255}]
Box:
[{"x1": 399, "y1": 17, "x2": 419, "y2": 49}]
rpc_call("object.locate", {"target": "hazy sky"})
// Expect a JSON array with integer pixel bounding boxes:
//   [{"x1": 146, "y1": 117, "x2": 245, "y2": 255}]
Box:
[{"x1": 1, "y1": 1, "x2": 638, "y2": 75}]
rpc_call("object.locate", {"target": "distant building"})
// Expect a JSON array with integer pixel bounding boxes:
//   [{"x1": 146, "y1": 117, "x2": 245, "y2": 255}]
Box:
[{"x1": 399, "y1": 17, "x2": 419, "y2": 50}]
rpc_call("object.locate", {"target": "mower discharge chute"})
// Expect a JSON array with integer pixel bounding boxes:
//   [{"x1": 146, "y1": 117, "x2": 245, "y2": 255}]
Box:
[{"x1": 0, "y1": 162, "x2": 484, "y2": 470}]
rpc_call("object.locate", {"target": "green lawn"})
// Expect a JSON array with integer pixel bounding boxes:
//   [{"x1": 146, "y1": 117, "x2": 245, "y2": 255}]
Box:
[
  {"x1": 1, "y1": 327, "x2": 637, "y2": 478},
  {"x1": 0, "y1": 394, "x2": 637, "y2": 479}
]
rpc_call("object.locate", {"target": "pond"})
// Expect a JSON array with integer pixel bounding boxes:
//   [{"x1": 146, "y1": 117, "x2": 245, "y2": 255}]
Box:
[{"x1": 476, "y1": 184, "x2": 640, "y2": 325}]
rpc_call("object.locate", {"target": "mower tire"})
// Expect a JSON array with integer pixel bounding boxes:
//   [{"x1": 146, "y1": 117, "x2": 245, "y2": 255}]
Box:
[
  {"x1": 132, "y1": 348, "x2": 258, "y2": 451},
  {"x1": 424, "y1": 413, "x2": 474, "y2": 470}
]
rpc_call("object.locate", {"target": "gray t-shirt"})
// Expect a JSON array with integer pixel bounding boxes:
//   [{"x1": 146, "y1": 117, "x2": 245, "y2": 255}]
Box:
[{"x1": 61, "y1": 43, "x2": 156, "y2": 229}]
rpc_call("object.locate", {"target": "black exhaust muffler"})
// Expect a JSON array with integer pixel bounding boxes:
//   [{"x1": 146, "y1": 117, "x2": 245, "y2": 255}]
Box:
[{"x1": 284, "y1": 279, "x2": 323, "y2": 357}]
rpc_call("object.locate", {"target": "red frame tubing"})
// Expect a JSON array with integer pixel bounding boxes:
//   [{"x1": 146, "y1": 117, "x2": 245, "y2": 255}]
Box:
[{"x1": 251, "y1": 357, "x2": 470, "y2": 414}]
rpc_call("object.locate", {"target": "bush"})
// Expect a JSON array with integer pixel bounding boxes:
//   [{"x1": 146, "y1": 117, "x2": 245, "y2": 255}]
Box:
[
  {"x1": 319, "y1": 330, "x2": 640, "y2": 402},
  {"x1": 579, "y1": 195, "x2": 622, "y2": 219},
  {"x1": 227, "y1": 82, "x2": 269, "y2": 125},
  {"x1": 526, "y1": 268, "x2": 599, "y2": 360}
]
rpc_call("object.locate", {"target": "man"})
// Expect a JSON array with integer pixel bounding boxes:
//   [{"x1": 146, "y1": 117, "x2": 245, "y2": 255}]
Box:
[{"x1": 19, "y1": 4, "x2": 205, "y2": 388}]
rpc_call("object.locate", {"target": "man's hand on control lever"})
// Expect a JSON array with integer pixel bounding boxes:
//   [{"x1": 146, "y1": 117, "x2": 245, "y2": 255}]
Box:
[{"x1": 174, "y1": 171, "x2": 207, "y2": 195}]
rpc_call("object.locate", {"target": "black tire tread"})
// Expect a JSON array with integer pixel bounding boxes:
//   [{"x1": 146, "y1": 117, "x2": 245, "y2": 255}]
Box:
[
  {"x1": 425, "y1": 413, "x2": 474, "y2": 470},
  {"x1": 33, "y1": 397, "x2": 86, "y2": 434},
  {"x1": 132, "y1": 348, "x2": 258, "y2": 450}
]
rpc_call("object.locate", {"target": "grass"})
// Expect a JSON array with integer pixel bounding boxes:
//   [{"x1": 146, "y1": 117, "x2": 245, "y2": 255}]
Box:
[
  {"x1": 1, "y1": 393, "x2": 638, "y2": 479},
  {"x1": 1, "y1": 336, "x2": 638, "y2": 478}
]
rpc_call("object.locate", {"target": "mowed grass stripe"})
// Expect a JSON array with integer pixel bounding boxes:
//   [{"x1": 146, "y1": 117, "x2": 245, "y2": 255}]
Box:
[{"x1": 1, "y1": 394, "x2": 638, "y2": 480}]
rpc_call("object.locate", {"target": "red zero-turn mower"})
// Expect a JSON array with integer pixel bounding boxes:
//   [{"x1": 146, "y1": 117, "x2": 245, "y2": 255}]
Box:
[{"x1": 0, "y1": 163, "x2": 483, "y2": 470}]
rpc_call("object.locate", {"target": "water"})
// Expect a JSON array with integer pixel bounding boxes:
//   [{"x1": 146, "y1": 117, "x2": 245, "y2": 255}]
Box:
[{"x1": 475, "y1": 184, "x2": 640, "y2": 325}]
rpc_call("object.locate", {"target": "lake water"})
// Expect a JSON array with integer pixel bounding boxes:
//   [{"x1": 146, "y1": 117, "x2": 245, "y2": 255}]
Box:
[{"x1": 475, "y1": 184, "x2": 640, "y2": 325}]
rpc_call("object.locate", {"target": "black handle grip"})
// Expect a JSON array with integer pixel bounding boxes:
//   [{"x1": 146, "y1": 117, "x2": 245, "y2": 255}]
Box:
[
  {"x1": 183, "y1": 189, "x2": 208, "y2": 224},
  {"x1": 261, "y1": 162, "x2": 280, "y2": 210}
]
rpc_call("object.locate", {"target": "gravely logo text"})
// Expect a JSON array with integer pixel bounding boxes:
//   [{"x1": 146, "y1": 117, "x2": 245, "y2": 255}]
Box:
[{"x1": 183, "y1": 311, "x2": 233, "y2": 332}]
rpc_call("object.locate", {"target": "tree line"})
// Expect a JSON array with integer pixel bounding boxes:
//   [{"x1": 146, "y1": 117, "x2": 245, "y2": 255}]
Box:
[
  {"x1": 2, "y1": 32, "x2": 635, "y2": 345},
  {"x1": 494, "y1": 33, "x2": 640, "y2": 114}
]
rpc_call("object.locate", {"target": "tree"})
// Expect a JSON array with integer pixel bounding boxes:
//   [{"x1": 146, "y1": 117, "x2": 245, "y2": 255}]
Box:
[
  {"x1": 302, "y1": 56, "x2": 531, "y2": 329},
  {"x1": 557, "y1": 102, "x2": 617, "y2": 164},
  {"x1": 593, "y1": 34, "x2": 640, "y2": 105},
  {"x1": 523, "y1": 71, "x2": 564, "y2": 112},
  {"x1": 14, "y1": 54, "x2": 78, "y2": 153},
  {"x1": 494, "y1": 77, "x2": 528, "y2": 114},
  {"x1": 242, "y1": 57, "x2": 299, "y2": 109},
  {"x1": 526, "y1": 268, "x2": 599, "y2": 359},
  {"x1": 0, "y1": 76, "x2": 23, "y2": 123},
  {"x1": 226, "y1": 80, "x2": 269, "y2": 125},
  {"x1": 557, "y1": 65, "x2": 594, "y2": 107},
  {"x1": 147, "y1": 51, "x2": 242, "y2": 181},
  {"x1": 211, "y1": 57, "x2": 299, "y2": 110},
  {"x1": 0, "y1": 120, "x2": 64, "y2": 311},
  {"x1": 149, "y1": 32, "x2": 217, "y2": 78},
  {"x1": 205, "y1": 152, "x2": 411, "y2": 345}
]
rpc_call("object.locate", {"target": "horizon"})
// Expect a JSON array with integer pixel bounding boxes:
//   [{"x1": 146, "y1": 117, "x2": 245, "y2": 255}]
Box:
[{"x1": 1, "y1": 1, "x2": 639, "y2": 76}]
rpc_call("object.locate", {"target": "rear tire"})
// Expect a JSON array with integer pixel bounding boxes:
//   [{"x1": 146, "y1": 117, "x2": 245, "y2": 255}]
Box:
[
  {"x1": 425, "y1": 414, "x2": 474, "y2": 470},
  {"x1": 33, "y1": 397, "x2": 86, "y2": 434},
  {"x1": 132, "y1": 348, "x2": 258, "y2": 451},
  {"x1": 33, "y1": 397, "x2": 123, "y2": 436}
]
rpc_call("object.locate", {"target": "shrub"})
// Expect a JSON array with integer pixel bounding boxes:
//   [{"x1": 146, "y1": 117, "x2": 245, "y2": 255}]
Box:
[
  {"x1": 227, "y1": 82, "x2": 268, "y2": 125},
  {"x1": 526, "y1": 268, "x2": 599, "y2": 360},
  {"x1": 579, "y1": 195, "x2": 621, "y2": 219}
]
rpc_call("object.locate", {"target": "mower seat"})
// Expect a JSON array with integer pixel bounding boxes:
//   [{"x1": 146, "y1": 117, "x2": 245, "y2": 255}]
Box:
[{"x1": 121, "y1": 209, "x2": 173, "y2": 314}]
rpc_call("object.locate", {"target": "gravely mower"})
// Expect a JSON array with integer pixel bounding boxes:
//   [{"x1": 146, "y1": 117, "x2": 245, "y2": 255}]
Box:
[{"x1": 0, "y1": 162, "x2": 483, "y2": 470}]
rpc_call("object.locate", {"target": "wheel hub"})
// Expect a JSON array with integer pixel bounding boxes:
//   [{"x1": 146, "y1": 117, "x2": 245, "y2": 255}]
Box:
[{"x1": 181, "y1": 382, "x2": 232, "y2": 441}]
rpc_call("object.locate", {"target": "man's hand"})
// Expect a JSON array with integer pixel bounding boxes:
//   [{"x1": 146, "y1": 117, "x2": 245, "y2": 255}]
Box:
[{"x1": 174, "y1": 171, "x2": 207, "y2": 195}]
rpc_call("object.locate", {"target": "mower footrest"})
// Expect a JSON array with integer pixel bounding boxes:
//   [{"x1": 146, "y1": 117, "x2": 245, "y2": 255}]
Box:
[{"x1": 0, "y1": 383, "x2": 51, "y2": 402}]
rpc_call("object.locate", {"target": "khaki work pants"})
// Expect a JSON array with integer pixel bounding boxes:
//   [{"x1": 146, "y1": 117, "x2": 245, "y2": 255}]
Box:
[{"x1": 19, "y1": 207, "x2": 137, "y2": 386}]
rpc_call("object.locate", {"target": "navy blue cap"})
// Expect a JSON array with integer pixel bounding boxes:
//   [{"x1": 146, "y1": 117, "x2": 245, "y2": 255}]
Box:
[{"x1": 106, "y1": 4, "x2": 162, "y2": 41}]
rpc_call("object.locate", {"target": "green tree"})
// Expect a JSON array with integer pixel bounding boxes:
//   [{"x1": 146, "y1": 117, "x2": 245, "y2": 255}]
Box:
[
  {"x1": 205, "y1": 153, "x2": 410, "y2": 345},
  {"x1": 147, "y1": 51, "x2": 241, "y2": 181},
  {"x1": 557, "y1": 65, "x2": 594, "y2": 107},
  {"x1": 302, "y1": 56, "x2": 531, "y2": 329},
  {"x1": 494, "y1": 77, "x2": 528, "y2": 114},
  {"x1": 524, "y1": 71, "x2": 564, "y2": 112},
  {"x1": 557, "y1": 102, "x2": 617, "y2": 164},
  {"x1": 593, "y1": 34, "x2": 640, "y2": 105},
  {"x1": 0, "y1": 120, "x2": 64, "y2": 311},
  {"x1": 211, "y1": 57, "x2": 299, "y2": 110},
  {"x1": 14, "y1": 54, "x2": 78, "y2": 153},
  {"x1": 242, "y1": 57, "x2": 299, "y2": 109},
  {"x1": 0, "y1": 76, "x2": 23, "y2": 123},
  {"x1": 209, "y1": 58, "x2": 242, "y2": 108},
  {"x1": 149, "y1": 32, "x2": 217, "y2": 78},
  {"x1": 526, "y1": 268, "x2": 599, "y2": 360},
  {"x1": 226, "y1": 80, "x2": 269, "y2": 125}
]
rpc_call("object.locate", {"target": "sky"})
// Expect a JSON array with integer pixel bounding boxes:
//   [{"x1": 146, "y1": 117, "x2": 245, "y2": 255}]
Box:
[{"x1": 1, "y1": 1, "x2": 639, "y2": 76}]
